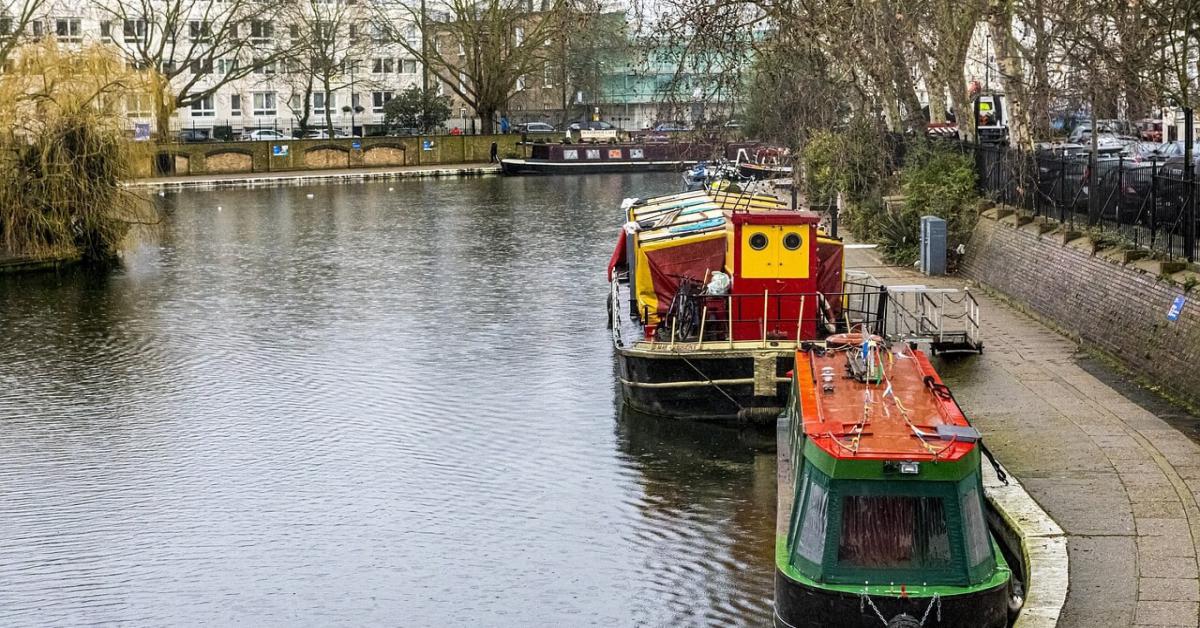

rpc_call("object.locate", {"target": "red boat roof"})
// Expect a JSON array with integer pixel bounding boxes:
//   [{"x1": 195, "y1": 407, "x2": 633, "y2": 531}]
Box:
[
  {"x1": 796, "y1": 340, "x2": 976, "y2": 462},
  {"x1": 730, "y1": 210, "x2": 819, "y2": 224}
]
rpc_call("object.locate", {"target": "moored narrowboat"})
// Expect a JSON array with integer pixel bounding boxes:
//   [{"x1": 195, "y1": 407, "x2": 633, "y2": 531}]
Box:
[
  {"x1": 607, "y1": 187, "x2": 888, "y2": 421},
  {"x1": 775, "y1": 334, "x2": 1016, "y2": 627}
]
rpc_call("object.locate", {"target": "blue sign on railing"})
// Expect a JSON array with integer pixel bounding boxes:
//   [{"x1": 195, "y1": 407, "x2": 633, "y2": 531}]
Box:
[{"x1": 1168, "y1": 295, "x2": 1186, "y2": 322}]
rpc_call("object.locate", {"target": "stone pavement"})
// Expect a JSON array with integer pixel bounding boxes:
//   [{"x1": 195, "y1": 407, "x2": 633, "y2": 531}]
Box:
[
  {"x1": 128, "y1": 162, "x2": 500, "y2": 190},
  {"x1": 847, "y1": 246, "x2": 1200, "y2": 628}
]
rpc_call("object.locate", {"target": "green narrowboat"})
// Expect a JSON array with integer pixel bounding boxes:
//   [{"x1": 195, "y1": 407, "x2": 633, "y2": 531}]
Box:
[{"x1": 775, "y1": 334, "x2": 1016, "y2": 628}]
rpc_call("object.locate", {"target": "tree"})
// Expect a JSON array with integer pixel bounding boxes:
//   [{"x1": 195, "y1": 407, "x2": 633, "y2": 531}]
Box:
[
  {"x1": 95, "y1": 0, "x2": 292, "y2": 139},
  {"x1": 383, "y1": 84, "x2": 450, "y2": 132},
  {"x1": 279, "y1": 0, "x2": 373, "y2": 135},
  {"x1": 0, "y1": 0, "x2": 46, "y2": 69},
  {"x1": 546, "y1": 2, "x2": 625, "y2": 128},
  {"x1": 0, "y1": 41, "x2": 154, "y2": 261},
  {"x1": 378, "y1": 0, "x2": 560, "y2": 134}
]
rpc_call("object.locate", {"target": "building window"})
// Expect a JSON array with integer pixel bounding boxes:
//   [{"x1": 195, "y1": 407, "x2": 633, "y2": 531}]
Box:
[
  {"x1": 55, "y1": 18, "x2": 81, "y2": 42},
  {"x1": 514, "y1": 26, "x2": 523, "y2": 46},
  {"x1": 189, "y1": 20, "x2": 211, "y2": 42},
  {"x1": 543, "y1": 63, "x2": 552, "y2": 88},
  {"x1": 403, "y1": 24, "x2": 417, "y2": 46},
  {"x1": 189, "y1": 59, "x2": 212, "y2": 74},
  {"x1": 289, "y1": 25, "x2": 299, "y2": 41},
  {"x1": 372, "y1": 91, "x2": 392, "y2": 113},
  {"x1": 217, "y1": 59, "x2": 237, "y2": 75},
  {"x1": 123, "y1": 18, "x2": 147, "y2": 42},
  {"x1": 252, "y1": 58, "x2": 276, "y2": 75},
  {"x1": 99, "y1": 20, "x2": 111, "y2": 41},
  {"x1": 190, "y1": 95, "x2": 215, "y2": 116},
  {"x1": 230, "y1": 94, "x2": 242, "y2": 115},
  {"x1": 371, "y1": 58, "x2": 393, "y2": 74},
  {"x1": 313, "y1": 92, "x2": 336, "y2": 114},
  {"x1": 249, "y1": 20, "x2": 273, "y2": 44},
  {"x1": 125, "y1": 93, "x2": 152, "y2": 117},
  {"x1": 253, "y1": 91, "x2": 276, "y2": 116},
  {"x1": 0, "y1": 18, "x2": 12, "y2": 35},
  {"x1": 402, "y1": 59, "x2": 417, "y2": 74},
  {"x1": 516, "y1": 75, "x2": 525, "y2": 91}
]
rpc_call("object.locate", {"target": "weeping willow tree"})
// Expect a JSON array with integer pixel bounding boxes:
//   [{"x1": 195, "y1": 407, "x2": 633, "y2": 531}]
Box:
[{"x1": 0, "y1": 41, "x2": 154, "y2": 264}]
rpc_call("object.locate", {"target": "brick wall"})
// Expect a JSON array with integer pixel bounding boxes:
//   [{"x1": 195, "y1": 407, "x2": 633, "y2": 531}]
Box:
[
  {"x1": 960, "y1": 213, "x2": 1200, "y2": 407},
  {"x1": 138, "y1": 134, "x2": 522, "y2": 178}
]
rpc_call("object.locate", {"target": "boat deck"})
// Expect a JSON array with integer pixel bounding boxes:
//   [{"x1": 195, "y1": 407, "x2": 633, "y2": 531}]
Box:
[{"x1": 797, "y1": 342, "x2": 977, "y2": 462}]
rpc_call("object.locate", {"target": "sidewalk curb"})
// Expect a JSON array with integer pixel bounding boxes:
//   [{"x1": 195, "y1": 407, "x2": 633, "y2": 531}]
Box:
[
  {"x1": 984, "y1": 460, "x2": 1069, "y2": 627},
  {"x1": 126, "y1": 165, "x2": 502, "y2": 191}
]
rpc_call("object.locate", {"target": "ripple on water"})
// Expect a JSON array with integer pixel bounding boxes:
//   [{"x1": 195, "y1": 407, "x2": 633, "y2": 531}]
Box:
[{"x1": 0, "y1": 174, "x2": 776, "y2": 627}]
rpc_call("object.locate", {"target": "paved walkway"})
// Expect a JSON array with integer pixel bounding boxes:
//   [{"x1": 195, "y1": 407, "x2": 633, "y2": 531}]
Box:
[
  {"x1": 847, "y1": 246, "x2": 1200, "y2": 628},
  {"x1": 129, "y1": 162, "x2": 500, "y2": 190}
]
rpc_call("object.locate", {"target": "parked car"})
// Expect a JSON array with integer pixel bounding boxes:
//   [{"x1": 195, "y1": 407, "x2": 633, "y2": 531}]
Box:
[
  {"x1": 177, "y1": 128, "x2": 213, "y2": 143},
  {"x1": 568, "y1": 120, "x2": 614, "y2": 131},
  {"x1": 1136, "y1": 119, "x2": 1163, "y2": 142},
  {"x1": 302, "y1": 129, "x2": 350, "y2": 139},
  {"x1": 517, "y1": 122, "x2": 556, "y2": 133},
  {"x1": 241, "y1": 129, "x2": 288, "y2": 141},
  {"x1": 653, "y1": 121, "x2": 691, "y2": 132},
  {"x1": 1068, "y1": 119, "x2": 1138, "y2": 144}
]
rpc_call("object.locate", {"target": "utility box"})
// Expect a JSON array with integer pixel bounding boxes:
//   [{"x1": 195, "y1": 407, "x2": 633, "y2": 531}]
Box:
[{"x1": 920, "y1": 215, "x2": 947, "y2": 276}]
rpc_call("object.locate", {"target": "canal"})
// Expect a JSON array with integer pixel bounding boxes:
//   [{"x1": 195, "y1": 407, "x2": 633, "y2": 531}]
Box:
[{"x1": 0, "y1": 174, "x2": 777, "y2": 626}]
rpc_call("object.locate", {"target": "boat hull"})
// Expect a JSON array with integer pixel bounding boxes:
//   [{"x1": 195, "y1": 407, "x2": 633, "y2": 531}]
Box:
[
  {"x1": 774, "y1": 569, "x2": 1010, "y2": 628},
  {"x1": 501, "y1": 158, "x2": 695, "y2": 175},
  {"x1": 616, "y1": 344, "x2": 794, "y2": 422}
]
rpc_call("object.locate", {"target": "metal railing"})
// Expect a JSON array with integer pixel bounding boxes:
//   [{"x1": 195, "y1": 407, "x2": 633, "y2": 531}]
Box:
[
  {"x1": 636, "y1": 282, "x2": 889, "y2": 349},
  {"x1": 885, "y1": 287, "x2": 982, "y2": 352},
  {"x1": 973, "y1": 143, "x2": 1198, "y2": 261}
]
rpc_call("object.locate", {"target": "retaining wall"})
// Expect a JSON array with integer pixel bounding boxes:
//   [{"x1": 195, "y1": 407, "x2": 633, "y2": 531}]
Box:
[
  {"x1": 133, "y1": 134, "x2": 521, "y2": 178},
  {"x1": 960, "y1": 210, "x2": 1200, "y2": 407}
]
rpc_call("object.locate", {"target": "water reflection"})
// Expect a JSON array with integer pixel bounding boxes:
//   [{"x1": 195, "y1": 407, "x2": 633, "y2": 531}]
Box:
[
  {"x1": 615, "y1": 408, "x2": 777, "y2": 625},
  {"x1": 0, "y1": 174, "x2": 776, "y2": 626}
]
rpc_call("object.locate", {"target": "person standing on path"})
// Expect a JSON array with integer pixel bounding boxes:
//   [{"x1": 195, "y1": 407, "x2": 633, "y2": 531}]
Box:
[{"x1": 489, "y1": 141, "x2": 498, "y2": 163}]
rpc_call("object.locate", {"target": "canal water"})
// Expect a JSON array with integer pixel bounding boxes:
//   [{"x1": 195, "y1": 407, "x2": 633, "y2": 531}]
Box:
[{"x1": 0, "y1": 174, "x2": 777, "y2": 626}]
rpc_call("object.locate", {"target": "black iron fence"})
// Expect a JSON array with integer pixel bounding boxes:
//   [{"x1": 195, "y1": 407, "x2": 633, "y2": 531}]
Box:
[{"x1": 972, "y1": 143, "x2": 1199, "y2": 261}]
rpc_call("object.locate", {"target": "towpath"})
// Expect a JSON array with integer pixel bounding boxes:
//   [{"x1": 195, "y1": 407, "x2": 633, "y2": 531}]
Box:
[
  {"x1": 128, "y1": 162, "x2": 500, "y2": 191},
  {"x1": 847, "y1": 245, "x2": 1200, "y2": 628}
]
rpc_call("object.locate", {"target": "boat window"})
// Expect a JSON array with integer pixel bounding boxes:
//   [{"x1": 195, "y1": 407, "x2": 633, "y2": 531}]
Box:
[
  {"x1": 796, "y1": 478, "x2": 828, "y2": 563},
  {"x1": 837, "y1": 495, "x2": 951, "y2": 569},
  {"x1": 960, "y1": 484, "x2": 992, "y2": 568},
  {"x1": 783, "y1": 232, "x2": 802, "y2": 250},
  {"x1": 749, "y1": 232, "x2": 768, "y2": 250}
]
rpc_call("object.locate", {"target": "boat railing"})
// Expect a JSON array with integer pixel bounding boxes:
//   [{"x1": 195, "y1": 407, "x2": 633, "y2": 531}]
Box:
[
  {"x1": 885, "y1": 286, "x2": 983, "y2": 353},
  {"x1": 640, "y1": 285, "x2": 889, "y2": 349}
]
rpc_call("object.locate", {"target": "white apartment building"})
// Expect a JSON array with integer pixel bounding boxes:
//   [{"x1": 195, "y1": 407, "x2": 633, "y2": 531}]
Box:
[{"x1": 16, "y1": 0, "x2": 426, "y2": 138}]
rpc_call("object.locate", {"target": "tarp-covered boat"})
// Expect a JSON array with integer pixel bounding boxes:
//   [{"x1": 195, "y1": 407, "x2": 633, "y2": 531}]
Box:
[{"x1": 607, "y1": 186, "x2": 887, "y2": 421}]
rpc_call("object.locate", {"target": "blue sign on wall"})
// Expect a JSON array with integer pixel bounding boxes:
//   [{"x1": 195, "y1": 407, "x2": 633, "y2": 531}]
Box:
[
  {"x1": 351, "y1": 140, "x2": 361, "y2": 151},
  {"x1": 1168, "y1": 295, "x2": 1186, "y2": 321},
  {"x1": 272, "y1": 144, "x2": 289, "y2": 157},
  {"x1": 422, "y1": 140, "x2": 434, "y2": 151}
]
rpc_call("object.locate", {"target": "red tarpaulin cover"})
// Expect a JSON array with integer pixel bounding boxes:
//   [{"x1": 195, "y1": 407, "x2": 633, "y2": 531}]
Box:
[
  {"x1": 816, "y1": 239, "x2": 844, "y2": 317},
  {"x1": 607, "y1": 230, "x2": 627, "y2": 280},
  {"x1": 643, "y1": 236, "x2": 727, "y2": 318}
]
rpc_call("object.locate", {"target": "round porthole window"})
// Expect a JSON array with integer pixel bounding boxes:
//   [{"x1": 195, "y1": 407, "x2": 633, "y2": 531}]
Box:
[
  {"x1": 749, "y1": 232, "x2": 768, "y2": 250},
  {"x1": 783, "y1": 233, "x2": 803, "y2": 250}
]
